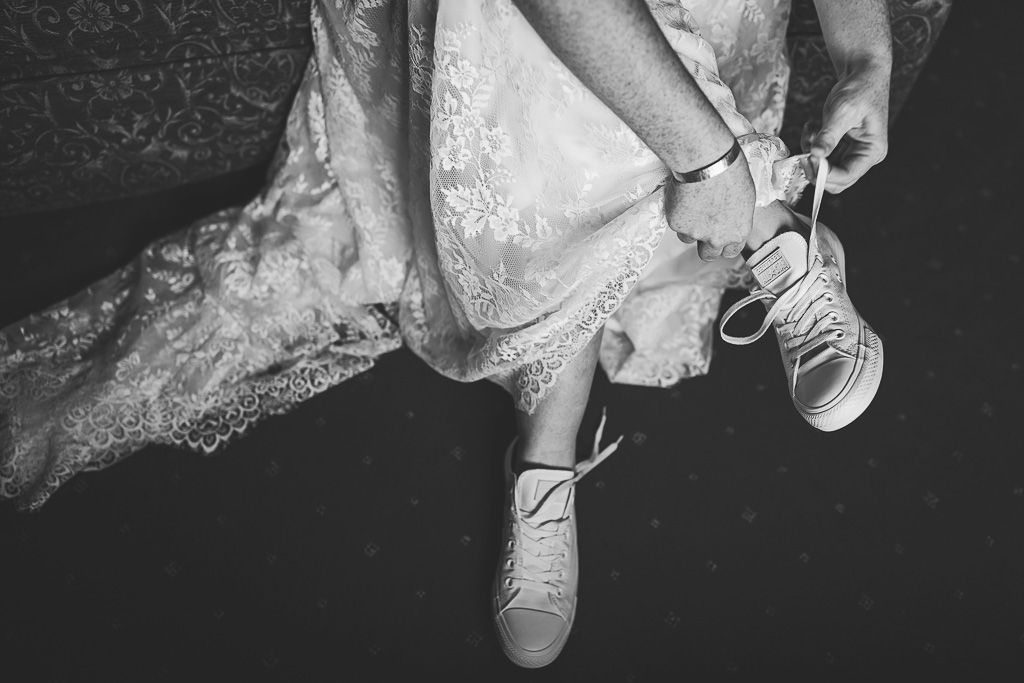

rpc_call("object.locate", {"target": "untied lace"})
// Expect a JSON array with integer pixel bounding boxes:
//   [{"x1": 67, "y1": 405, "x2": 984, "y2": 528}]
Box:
[
  {"x1": 506, "y1": 408, "x2": 623, "y2": 594},
  {"x1": 719, "y1": 158, "x2": 854, "y2": 397}
]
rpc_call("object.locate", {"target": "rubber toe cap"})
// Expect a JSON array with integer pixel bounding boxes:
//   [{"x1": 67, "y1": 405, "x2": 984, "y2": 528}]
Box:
[
  {"x1": 500, "y1": 608, "x2": 566, "y2": 652},
  {"x1": 795, "y1": 356, "x2": 856, "y2": 409}
]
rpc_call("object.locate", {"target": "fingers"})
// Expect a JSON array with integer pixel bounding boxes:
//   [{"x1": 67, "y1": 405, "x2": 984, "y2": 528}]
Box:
[
  {"x1": 800, "y1": 120, "x2": 819, "y2": 154},
  {"x1": 722, "y1": 242, "x2": 744, "y2": 259},
  {"x1": 799, "y1": 154, "x2": 818, "y2": 184},
  {"x1": 822, "y1": 140, "x2": 887, "y2": 193},
  {"x1": 810, "y1": 102, "x2": 863, "y2": 159},
  {"x1": 804, "y1": 126, "x2": 887, "y2": 194},
  {"x1": 809, "y1": 132, "x2": 837, "y2": 160},
  {"x1": 697, "y1": 241, "x2": 722, "y2": 262},
  {"x1": 825, "y1": 153, "x2": 874, "y2": 193},
  {"x1": 696, "y1": 241, "x2": 744, "y2": 262}
]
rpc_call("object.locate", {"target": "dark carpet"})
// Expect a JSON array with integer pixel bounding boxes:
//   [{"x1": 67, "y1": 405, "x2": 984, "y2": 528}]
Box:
[{"x1": 1, "y1": 3, "x2": 1022, "y2": 681}]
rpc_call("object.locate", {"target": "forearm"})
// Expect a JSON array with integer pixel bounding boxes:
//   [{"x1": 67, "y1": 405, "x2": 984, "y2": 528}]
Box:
[
  {"x1": 511, "y1": 0, "x2": 735, "y2": 173},
  {"x1": 813, "y1": 0, "x2": 893, "y2": 76}
]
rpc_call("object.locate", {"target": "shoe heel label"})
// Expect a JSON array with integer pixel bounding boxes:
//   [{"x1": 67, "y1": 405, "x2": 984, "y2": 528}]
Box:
[{"x1": 752, "y1": 248, "x2": 791, "y2": 287}]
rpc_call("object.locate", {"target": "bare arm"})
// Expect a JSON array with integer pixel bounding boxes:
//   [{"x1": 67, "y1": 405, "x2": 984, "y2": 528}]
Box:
[
  {"x1": 511, "y1": 0, "x2": 735, "y2": 175},
  {"x1": 810, "y1": 0, "x2": 893, "y2": 192},
  {"x1": 814, "y1": 0, "x2": 893, "y2": 74},
  {"x1": 510, "y1": 0, "x2": 756, "y2": 261}
]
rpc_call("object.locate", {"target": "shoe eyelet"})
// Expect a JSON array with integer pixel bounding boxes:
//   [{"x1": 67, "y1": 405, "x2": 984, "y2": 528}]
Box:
[
  {"x1": 559, "y1": 571, "x2": 565, "y2": 579},
  {"x1": 556, "y1": 589, "x2": 563, "y2": 598},
  {"x1": 504, "y1": 577, "x2": 513, "y2": 588},
  {"x1": 507, "y1": 540, "x2": 515, "y2": 549},
  {"x1": 561, "y1": 551, "x2": 567, "y2": 559},
  {"x1": 506, "y1": 559, "x2": 514, "y2": 568},
  {"x1": 835, "y1": 331, "x2": 845, "y2": 340},
  {"x1": 830, "y1": 312, "x2": 839, "y2": 321}
]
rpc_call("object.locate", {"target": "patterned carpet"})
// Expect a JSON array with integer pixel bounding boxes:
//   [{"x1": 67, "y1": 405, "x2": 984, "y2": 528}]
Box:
[{"x1": 2, "y1": 3, "x2": 1021, "y2": 681}]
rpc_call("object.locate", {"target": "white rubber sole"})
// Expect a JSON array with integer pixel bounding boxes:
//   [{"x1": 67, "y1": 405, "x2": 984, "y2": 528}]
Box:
[{"x1": 493, "y1": 594, "x2": 576, "y2": 669}]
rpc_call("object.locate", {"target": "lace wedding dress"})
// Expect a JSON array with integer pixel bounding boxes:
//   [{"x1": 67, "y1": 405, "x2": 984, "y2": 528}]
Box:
[{"x1": 0, "y1": 0, "x2": 806, "y2": 510}]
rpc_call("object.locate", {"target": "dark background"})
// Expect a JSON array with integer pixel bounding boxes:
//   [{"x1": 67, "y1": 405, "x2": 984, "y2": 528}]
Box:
[{"x1": 1, "y1": 2, "x2": 1022, "y2": 681}]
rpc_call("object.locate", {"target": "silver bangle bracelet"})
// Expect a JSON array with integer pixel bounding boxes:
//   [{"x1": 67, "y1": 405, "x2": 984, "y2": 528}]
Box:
[{"x1": 670, "y1": 139, "x2": 743, "y2": 184}]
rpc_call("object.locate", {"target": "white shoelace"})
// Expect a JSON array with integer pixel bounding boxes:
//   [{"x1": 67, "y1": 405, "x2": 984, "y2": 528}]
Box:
[
  {"x1": 719, "y1": 158, "x2": 855, "y2": 397},
  {"x1": 506, "y1": 409, "x2": 623, "y2": 595}
]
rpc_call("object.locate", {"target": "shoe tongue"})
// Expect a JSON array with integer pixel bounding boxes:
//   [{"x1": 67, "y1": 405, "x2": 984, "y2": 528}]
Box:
[
  {"x1": 747, "y1": 231, "x2": 809, "y2": 295},
  {"x1": 516, "y1": 468, "x2": 574, "y2": 522}
]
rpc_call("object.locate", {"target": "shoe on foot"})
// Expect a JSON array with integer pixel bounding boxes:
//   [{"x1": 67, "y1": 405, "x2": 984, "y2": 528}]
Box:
[
  {"x1": 720, "y1": 158, "x2": 883, "y2": 432},
  {"x1": 493, "y1": 410, "x2": 622, "y2": 669}
]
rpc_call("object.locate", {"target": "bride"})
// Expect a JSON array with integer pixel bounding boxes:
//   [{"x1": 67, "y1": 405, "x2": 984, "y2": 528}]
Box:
[{"x1": 1, "y1": 0, "x2": 891, "y2": 668}]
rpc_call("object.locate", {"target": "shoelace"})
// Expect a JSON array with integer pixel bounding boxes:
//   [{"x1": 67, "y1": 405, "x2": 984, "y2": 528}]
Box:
[
  {"x1": 505, "y1": 409, "x2": 623, "y2": 595},
  {"x1": 719, "y1": 158, "x2": 855, "y2": 397}
]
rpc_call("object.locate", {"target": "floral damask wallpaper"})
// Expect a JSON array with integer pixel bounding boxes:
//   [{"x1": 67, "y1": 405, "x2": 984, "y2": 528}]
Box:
[{"x1": 0, "y1": 0, "x2": 951, "y2": 216}]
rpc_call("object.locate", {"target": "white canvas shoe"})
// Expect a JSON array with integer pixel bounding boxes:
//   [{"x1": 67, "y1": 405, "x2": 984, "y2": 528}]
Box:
[
  {"x1": 493, "y1": 411, "x2": 622, "y2": 668},
  {"x1": 720, "y1": 159, "x2": 884, "y2": 432}
]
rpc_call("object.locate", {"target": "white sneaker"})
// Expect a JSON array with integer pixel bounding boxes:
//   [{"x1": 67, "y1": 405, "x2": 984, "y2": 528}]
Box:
[
  {"x1": 720, "y1": 158, "x2": 884, "y2": 432},
  {"x1": 493, "y1": 410, "x2": 622, "y2": 668}
]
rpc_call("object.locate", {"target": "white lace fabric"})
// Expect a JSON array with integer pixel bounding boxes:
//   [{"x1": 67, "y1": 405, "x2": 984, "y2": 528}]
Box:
[{"x1": 1, "y1": 0, "x2": 801, "y2": 509}]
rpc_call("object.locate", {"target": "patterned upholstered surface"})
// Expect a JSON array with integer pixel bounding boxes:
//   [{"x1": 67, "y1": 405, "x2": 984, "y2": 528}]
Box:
[
  {"x1": 1, "y1": 0, "x2": 951, "y2": 216},
  {"x1": 0, "y1": 0, "x2": 311, "y2": 214}
]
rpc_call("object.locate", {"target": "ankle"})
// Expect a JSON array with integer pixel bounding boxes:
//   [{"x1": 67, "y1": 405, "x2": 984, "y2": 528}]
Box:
[
  {"x1": 747, "y1": 200, "x2": 806, "y2": 253},
  {"x1": 514, "y1": 439, "x2": 575, "y2": 471}
]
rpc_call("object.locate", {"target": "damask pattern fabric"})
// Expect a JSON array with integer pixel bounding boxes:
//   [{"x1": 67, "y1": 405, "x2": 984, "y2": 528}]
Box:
[
  {"x1": 1, "y1": 0, "x2": 806, "y2": 510},
  {"x1": 0, "y1": 0, "x2": 312, "y2": 215},
  {"x1": 780, "y1": 0, "x2": 953, "y2": 152}
]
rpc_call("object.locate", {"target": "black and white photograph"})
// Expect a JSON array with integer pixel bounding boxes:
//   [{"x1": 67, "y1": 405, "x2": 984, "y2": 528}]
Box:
[{"x1": 1, "y1": 0, "x2": 1020, "y2": 680}]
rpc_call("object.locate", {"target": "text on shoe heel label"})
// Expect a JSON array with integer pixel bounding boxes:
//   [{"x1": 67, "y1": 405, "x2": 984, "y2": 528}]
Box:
[{"x1": 752, "y1": 248, "x2": 790, "y2": 287}]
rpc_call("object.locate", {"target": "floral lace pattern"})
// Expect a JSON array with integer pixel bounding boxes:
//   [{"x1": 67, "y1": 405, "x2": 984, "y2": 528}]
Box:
[
  {"x1": 1, "y1": 0, "x2": 801, "y2": 509},
  {"x1": 684, "y1": 0, "x2": 793, "y2": 135}
]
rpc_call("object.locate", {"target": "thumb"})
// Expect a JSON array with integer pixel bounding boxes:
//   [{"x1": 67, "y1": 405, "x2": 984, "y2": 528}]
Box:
[{"x1": 810, "y1": 104, "x2": 861, "y2": 159}]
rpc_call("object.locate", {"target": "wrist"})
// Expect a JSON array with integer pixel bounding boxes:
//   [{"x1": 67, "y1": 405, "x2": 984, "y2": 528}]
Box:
[
  {"x1": 663, "y1": 127, "x2": 736, "y2": 177},
  {"x1": 836, "y1": 51, "x2": 892, "y2": 80},
  {"x1": 669, "y1": 138, "x2": 742, "y2": 184},
  {"x1": 657, "y1": 114, "x2": 736, "y2": 176}
]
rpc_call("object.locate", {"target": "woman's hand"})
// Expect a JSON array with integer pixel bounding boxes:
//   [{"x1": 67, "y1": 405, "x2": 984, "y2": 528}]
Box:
[
  {"x1": 664, "y1": 155, "x2": 756, "y2": 261},
  {"x1": 806, "y1": 61, "x2": 891, "y2": 194},
  {"x1": 808, "y1": 0, "x2": 892, "y2": 193}
]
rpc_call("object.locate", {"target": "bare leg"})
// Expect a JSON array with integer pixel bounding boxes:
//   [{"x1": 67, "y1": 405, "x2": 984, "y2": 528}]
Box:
[
  {"x1": 514, "y1": 328, "x2": 604, "y2": 469},
  {"x1": 746, "y1": 199, "x2": 807, "y2": 253}
]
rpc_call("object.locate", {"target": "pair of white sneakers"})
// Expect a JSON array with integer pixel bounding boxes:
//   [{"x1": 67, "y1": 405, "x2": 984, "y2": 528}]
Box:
[{"x1": 493, "y1": 158, "x2": 884, "y2": 667}]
